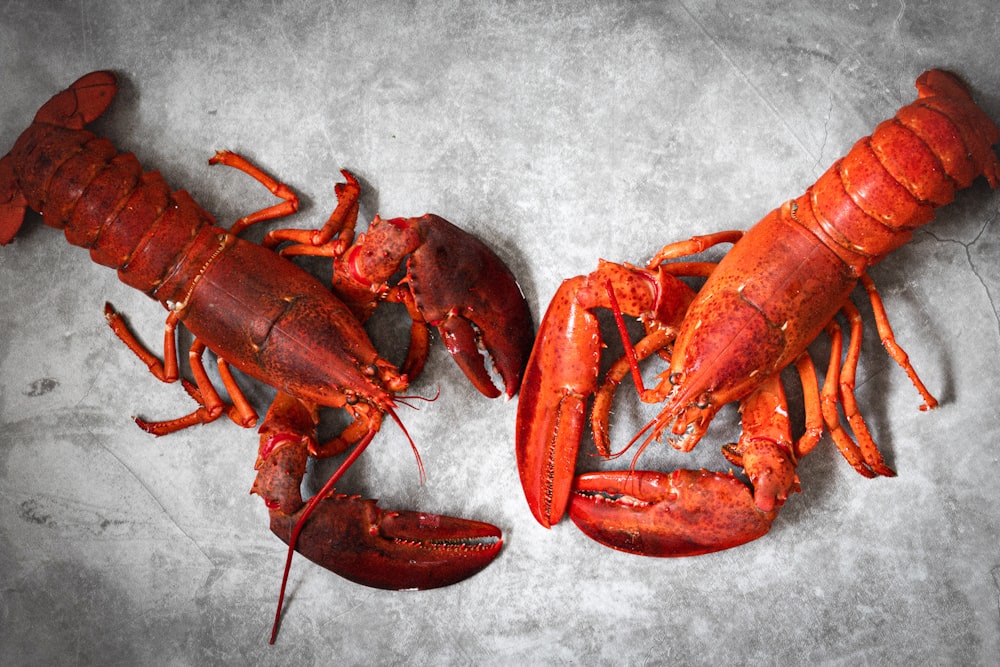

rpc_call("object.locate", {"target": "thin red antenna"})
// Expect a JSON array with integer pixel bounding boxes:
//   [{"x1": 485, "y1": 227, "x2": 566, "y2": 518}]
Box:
[
  {"x1": 268, "y1": 401, "x2": 426, "y2": 643},
  {"x1": 384, "y1": 403, "x2": 425, "y2": 485},
  {"x1": 269, "y1": 427, "x2": 377, "y2": 644},
  {"x1": 604, "y1": 279, "x2": 646, "y2": 396}
]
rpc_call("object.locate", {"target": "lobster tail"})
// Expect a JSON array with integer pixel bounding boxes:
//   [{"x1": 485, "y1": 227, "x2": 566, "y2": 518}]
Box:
[
  {"x1": 33, "y1": 70, "x2": 118, "y2": 130},
  {"x1": 804, "y1": 69, "x2": 1000, "y2": 269},
  {"x1": 1, "y1": 72, "x2": 221, "y2": 295},
  {"x1": 912, "y1": 70, "x2": 1000, "y2": 187},
  {"x1": 0, "y1": 70, "x2": 117, "y2": 244}
]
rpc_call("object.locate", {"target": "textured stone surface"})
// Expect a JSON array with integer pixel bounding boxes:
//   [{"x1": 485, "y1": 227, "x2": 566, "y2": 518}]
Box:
[{"x1": 2, "y1": 1, "x2": 999, "y2": 664}]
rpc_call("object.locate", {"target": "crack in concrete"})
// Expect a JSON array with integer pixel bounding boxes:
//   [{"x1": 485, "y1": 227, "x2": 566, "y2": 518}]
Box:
[
  {"x1": 675, "y1": 0, "x2": 818, "y2": 164},
  {"x1": 923, "y1": 210, "x2": 1000, "y2": 340},
  {"x1": 97, "y1": 442, "x2": 214, "y2": 568},
  {"x1": 814, "y1": 92, "x2": 834, "y2": 175},
  {"x1": 992, "y1": 565, "x2": 1000, "y2": 631}
]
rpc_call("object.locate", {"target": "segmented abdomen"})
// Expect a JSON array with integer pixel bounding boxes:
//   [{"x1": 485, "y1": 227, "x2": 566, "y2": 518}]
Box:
[
  {"x1": 8, "y1": 123, "x2": 214, "y2": 295},
  {"x1": 796, "y1": 70, "x2": 1000, "y2": 271}
]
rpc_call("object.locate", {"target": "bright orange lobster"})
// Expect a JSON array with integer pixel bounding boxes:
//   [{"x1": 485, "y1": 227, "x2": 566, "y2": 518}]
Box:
[
  {"x1": 0, "y1": 71, "x2": 533, "y2": 641},
  {"x1": 516, "y1": 69, "x2": 1000, "y2": 556}
]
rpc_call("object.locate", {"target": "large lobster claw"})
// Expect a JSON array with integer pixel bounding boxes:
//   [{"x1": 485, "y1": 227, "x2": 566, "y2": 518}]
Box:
[
  {"x1": 264, "y1": 172, "x2": 534, "y2": 400},
  {"x1": 252, "y1": 392, "x2": 503, "y2": 591},
  {"x1": 357, "y1": 213, "x2": 533, "y2": 400},
  {"x1": 270, "y1": 498, "x2": 503, "y2": 590},
  {"x1": 566, "y1": 372, "x2": 802, "y2": 556},
  {"x1": 569, "y1": 469, "x2": 776, "y2": 557},
  {"x1": 516, "y1": 261, "x2": 695, "y2": 527}
]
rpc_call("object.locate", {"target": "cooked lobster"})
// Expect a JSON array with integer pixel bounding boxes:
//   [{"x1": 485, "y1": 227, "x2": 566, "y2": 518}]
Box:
[
  {"x1": 516, "y1": 69, "x2": 999, "y2": 555},
  {"x1": 0, "y1": 71, "x2": 533, "y2": 640}
]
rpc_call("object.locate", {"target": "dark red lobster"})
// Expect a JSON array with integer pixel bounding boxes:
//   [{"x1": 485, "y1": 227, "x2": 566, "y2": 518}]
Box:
[
  {"x1": 516, "y1": 69, "x2": 1000, "y2": 555},
  {"x1": 0, "y1": 71, "x2": 533, "y2": 641}
]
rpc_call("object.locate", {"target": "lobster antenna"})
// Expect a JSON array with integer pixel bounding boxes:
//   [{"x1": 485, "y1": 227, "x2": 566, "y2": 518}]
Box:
[
  {"x1": 601, "y1": 415, "x2": 655, "y2": 460},
  {"x1": 270, "y1": 428, "x2": 378, "y2": 644},
  {"x1": 631, "y1": 428, "x2": 661, "y2": 472},
  {"x1": 604, "y1": 279, "x2": 647, "y2": 395},
  {"x1": 385, "y1": 403, "x2": 426, "y2": 485},
  {"x1": 394, "y1": 385, "x2": 442, "y2": 410}
]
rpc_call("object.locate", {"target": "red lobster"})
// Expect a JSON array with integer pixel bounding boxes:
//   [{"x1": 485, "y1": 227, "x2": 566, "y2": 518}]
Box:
[
  {"x1": 516, "y1": 69, "x2": 1000, "y2": 555},
  {"x1": 0, "y1": 71, "x2": 533, "y2": 639}
]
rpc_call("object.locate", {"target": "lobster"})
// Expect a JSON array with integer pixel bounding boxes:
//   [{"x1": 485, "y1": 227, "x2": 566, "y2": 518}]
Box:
[
  {"x1": 0, "y1": 71, "x2": 533, "y2": 641},
  {"x1": 516, "y1": 69, "x2": 1000, "y2": 555}
]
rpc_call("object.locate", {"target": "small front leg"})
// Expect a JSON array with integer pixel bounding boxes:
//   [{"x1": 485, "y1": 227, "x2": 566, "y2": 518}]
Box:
[
  {"x1": 208, "y1": 150, "x2": 300, "y2": 237},
  {"x1": 262, "y1": 170, "x2": 361, "y2": 256},
  {"x1": 104, "y1": 303, "x2": 257, "y2": 435}
]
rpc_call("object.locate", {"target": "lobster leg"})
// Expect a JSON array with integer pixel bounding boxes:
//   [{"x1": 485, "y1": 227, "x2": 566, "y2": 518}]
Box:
[
  {"x1": 262, "y1": 169, "x2": 361, "y2": 256},
  {"x1": 208, "y1": 151, "x2": 300, "y2": 237},
  {"x1": 103, "y1": 304, "x2": 254, "y2": 432},
  {"x1": 253, "y1": 392, "x2": 503, "y2": 643},
  {"x1": 820, "y1": 318, "x2": 884, "y2": 478},
  {"x1": 809, "y1": 272, "x2": 940, "y2": 476},
  {"x1": 859, "y1": 274, "x2": 939, "y2": 411},
  {"x1": 832, "y1": 301, "x2": 895, "y2": 477}
]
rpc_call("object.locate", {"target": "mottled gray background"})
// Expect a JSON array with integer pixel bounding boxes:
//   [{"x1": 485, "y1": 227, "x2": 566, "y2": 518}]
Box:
[{"x1": 2, "y1": 1, "x2": 999, "y2": 665}]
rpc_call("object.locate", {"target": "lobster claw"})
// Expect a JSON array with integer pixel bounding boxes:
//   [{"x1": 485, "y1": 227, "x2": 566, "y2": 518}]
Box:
[
  {"x1": 515, "y1": 275, "x2": 601, "y2": 527},
  {"x1": 264, "y1": 464, "x2": 502, "y2": 591},
  {"x1": 252, "y1": 393, "x2": 503, "y2": 591},
  {"x1": 569, "y1": 469, "x2": 777, "y2": 557},
  {"x1": 515, "y1": 262, "x2": 696, "y2": 527},
  {"x1": 399, "y1": 214, "x2": 533, "y2": 400},
  {"x1": 567, "y1": 373, "x2": 800, "y2": 556},
  {"x1": 270, "y1": 496, "x2": 503, "y2": 590},
  {"x1": 265, "y1": 172, "x2": 533, "y2": 400}
]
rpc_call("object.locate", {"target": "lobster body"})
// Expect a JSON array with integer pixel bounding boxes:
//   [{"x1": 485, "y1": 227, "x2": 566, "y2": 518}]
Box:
[{"x1": 516, "y1": 69, "x2": 1000, "y2": 554}]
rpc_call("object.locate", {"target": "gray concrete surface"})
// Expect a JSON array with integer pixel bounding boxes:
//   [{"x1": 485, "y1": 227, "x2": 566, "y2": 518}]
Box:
[{"x1": 2, "y1": 1, "x2": 999, "y2": 664}]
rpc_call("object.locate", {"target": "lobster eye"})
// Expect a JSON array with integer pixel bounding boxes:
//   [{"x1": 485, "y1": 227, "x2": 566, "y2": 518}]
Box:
[
  {"x1": 669, "y1": 372, "x2": 683, "y2": 386},
  {"x1": 695, "y1": 392, "x2": 712, "y2": 409},
  {"x1": 344, "y1": 391, "x2": 358, "y2": 405}
]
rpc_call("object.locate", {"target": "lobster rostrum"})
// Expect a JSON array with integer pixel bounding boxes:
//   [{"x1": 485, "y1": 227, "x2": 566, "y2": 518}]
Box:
[
  {"x1": 0, "y1": 71, "x2": 533, "y2": 640},
  {"x1": 516, "y1": 69, "x2": 1000, "y2": 555}
]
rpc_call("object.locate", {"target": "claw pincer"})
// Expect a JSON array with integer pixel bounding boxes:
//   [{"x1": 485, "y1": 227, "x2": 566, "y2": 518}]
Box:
[
  {"x1": 254, "y1": 397, "x2": 501, "y2": 591},
  {"x1": 570, "y1": 469, "x2": 775, "y2": 557},
  {"x1": 337, "y1": 213, "x2": 533, "y2": 399}
]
